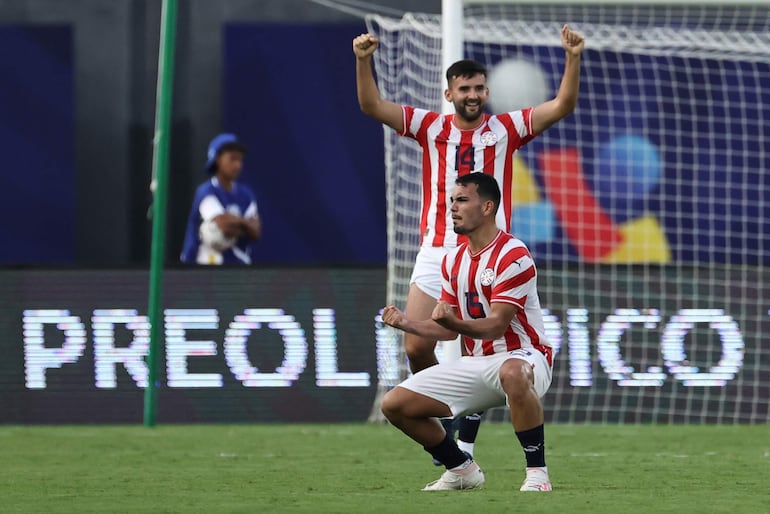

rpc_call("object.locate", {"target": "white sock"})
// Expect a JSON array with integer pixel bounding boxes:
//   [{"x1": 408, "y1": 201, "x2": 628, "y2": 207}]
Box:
[{"x1": 457, "y1": 440, "x2": 475, "y2": 457}]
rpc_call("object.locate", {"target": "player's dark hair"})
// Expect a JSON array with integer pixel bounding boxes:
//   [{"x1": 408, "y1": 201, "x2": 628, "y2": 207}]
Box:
[
  {"x1": 445, "y1": 59, "x2": 487, "y2": 86},
  {"x1": 456, "y1": 173, "x2": 501, "y2": 214}
]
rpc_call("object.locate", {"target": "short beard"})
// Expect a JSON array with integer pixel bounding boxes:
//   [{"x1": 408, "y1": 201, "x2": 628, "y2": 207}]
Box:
[{"x1": 455, "y1": 103, "x2": 483, "y2": 123}]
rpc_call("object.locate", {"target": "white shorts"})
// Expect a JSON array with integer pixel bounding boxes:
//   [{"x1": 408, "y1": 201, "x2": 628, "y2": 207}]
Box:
[
  {"x1": 410, "y1": 246, "x2": 449, "y2": 299},
  {"x1": 396, "y1": 348, "x2": 553, "y2": 417}
]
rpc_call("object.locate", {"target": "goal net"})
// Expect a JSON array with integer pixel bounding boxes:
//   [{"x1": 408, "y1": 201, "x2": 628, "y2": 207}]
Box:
[{"x1": 367, "y1": 2, "x2": 770, "y2": 423}]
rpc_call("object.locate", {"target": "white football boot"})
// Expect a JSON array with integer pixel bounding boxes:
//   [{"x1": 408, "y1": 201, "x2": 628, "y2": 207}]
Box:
[
  {"x1": 422, "y1": 461, "x2": 485, "y2": 491},
  {"x1": 519, "y1": 467, "x2": 553, "y2": 492}
]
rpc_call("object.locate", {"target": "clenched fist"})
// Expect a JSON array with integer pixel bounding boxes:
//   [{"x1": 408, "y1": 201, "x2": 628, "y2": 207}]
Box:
[
  {"x1": 431, "y1": 301, "x2": 457, "y2": 327},
  {"x1": 353, "y1": 33, "x2": 379, "y2": 59},
  {"x1": 561, "y1": 24, "x2": 585, "y2": 56},
  {"x1": 381, "y1": 304, "x2": 406, "y2": 329}
]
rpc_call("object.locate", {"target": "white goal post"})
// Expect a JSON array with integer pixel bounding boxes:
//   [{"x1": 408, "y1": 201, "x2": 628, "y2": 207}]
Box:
[{"x1": 366, "y1": 0, "x2": 770, "y2": 424}]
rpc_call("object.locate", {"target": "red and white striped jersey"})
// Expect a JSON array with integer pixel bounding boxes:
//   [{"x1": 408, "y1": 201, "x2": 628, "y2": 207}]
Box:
[
  {"x1": 400, "y1": 106, "x2": 537, "y2": 248},
  {"x1": 440, "y1": 230, "x2": 552, "y2": 364}
]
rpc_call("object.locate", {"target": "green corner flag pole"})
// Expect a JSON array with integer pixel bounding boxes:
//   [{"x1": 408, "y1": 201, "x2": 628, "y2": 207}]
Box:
[{"x1": 144, "y1": 0, "x2": 178, "y2": 427}]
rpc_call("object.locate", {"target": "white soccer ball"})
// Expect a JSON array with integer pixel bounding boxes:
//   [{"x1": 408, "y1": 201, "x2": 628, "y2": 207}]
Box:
[
  {"x1": 487, "y1": 58, "x2": 550, "y2": 113},
  {"x1": 199, "y1": 219, "x2": 235, "y2": 251}
]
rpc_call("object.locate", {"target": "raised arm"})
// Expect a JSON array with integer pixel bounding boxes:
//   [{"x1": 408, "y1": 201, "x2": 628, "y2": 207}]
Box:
[
  {"x1": 530, "y1": 24, "x2": 585, "y2": 135},
  {"x1": 353, "y1": 33, "x2": 404, "y2": 132}
]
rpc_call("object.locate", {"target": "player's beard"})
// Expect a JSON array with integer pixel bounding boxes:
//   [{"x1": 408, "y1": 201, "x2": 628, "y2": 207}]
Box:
[
  {"x1": 453, "y1": 221, "x2": 471, "y2": 235},
  {"x1": 454, "y1": 100, "x2": 484, "y2": 123}
]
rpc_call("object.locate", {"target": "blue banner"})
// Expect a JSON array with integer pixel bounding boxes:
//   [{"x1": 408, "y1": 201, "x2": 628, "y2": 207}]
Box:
[
  {"x1": 0, "y1": 26, "x2": 75, "y2": 264},
  {"x1": 223, "y1": 23, "x2": 387, "y2": 265}
]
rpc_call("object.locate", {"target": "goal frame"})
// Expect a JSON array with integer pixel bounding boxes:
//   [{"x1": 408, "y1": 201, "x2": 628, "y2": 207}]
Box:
[{"x1": 367, "y1": 0, "x2": 770, "y2": 424}]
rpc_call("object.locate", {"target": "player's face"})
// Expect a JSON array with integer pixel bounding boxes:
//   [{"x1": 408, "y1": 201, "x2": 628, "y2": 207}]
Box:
[
  {"x1": 216, "y1": 150, "x2": 244, "y2": 181},
  {"x1": 450, "y1": 183, "x2": 486, "y2": 235},
  {"x1": 446, "y1": 74, "x2": 489, "y2": 123}
]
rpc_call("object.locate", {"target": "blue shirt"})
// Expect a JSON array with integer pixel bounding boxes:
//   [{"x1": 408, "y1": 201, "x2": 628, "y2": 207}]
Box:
[{"x1": 181, "y1": 177, "x2": 259, "y2": 265}]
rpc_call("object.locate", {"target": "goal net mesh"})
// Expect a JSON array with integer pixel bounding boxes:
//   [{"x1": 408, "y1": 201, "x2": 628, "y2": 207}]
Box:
[{"x1": 366, "y1": 3, "x2": 770, "y2": 423}]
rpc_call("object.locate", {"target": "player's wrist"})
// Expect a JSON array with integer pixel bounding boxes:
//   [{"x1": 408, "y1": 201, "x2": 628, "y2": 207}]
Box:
[{"x1": 566, "y1": 50, "x2": 582, "y2": 61}]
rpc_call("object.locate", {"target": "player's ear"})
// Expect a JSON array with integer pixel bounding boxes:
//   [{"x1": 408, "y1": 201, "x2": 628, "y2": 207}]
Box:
[{"x1": 444, "y1": 88, "x2": 451, "y2": 102}]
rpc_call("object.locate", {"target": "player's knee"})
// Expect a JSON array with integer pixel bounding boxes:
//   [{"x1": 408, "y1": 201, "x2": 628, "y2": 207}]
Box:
[
  {"x1": 404, "y1": 333, "x2": 437, "y2": 362},
  {"x1": 499, "y1": 359, "x2": 534, "y2": 401},
  {"x1": 380, "y1": 389, "x2": 404, "y2": 423}
]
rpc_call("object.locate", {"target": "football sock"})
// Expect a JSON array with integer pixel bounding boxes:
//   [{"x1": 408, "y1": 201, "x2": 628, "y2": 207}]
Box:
[
  {"x1": 515, "y1": 424, "x2": 546, "y2": 468},
  {"x1": 440, "y1": 417, "x2": 457, "y2": 439},
  {"x1": 425, "y1": 430, "x2": 469, "y2": 469},
  {"x1": 458, "y1": 411, "x2": 483, "y2": 443}
]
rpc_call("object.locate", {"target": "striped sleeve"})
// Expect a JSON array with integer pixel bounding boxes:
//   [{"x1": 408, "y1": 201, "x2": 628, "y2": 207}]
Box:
[
  {"x1": 400, "y1": 105, "x2": 421, "y2": 138},
  {"x1": 499, "y1": 107, "x2": 537, "y2": 147},
  {"x1": 439, "y1": 252, "x2": 458, "y2": 306},
  {"x1": 520, "y1": 107, "x2": 536, "y2": 136},
  {"x1": 400, "y1": 106, "x2": 440, "y2": 143},
  {"x1": 491, "y1": 247, "x2": 536, "y2": 309},
  {"x1": 398, "y1": 105, "x2": 413, "y2": 137}
]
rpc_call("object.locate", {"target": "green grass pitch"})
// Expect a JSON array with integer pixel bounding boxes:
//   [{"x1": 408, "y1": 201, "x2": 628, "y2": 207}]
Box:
[{"x1": 0, "y1": 423, "x2": 768, "y2": 513}]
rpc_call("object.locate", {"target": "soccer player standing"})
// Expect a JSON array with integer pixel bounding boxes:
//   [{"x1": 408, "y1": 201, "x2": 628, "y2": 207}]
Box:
[
  {"x1": 353, "y1": 25, "x2": 584, "y2": 456},
  {"x1": 381, "y1": 173, "x2": 554, "y2": 491}
]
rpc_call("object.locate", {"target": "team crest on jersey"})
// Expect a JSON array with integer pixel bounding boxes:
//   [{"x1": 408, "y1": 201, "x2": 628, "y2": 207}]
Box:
[
  {"x1": 479, "y1": 132, "x2": 498, "y2": 146},
  {"x1": 480, "y1": 267, "x2": 495, "y2": 286}
]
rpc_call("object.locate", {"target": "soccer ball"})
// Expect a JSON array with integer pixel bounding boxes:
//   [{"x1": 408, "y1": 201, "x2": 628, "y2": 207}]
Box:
[
  {"x1": 199, "y1": 219, "x2": 236, "y2": 251},
  {"x1": 487, "y1": 58, "x2": 550, "y2": 113}
]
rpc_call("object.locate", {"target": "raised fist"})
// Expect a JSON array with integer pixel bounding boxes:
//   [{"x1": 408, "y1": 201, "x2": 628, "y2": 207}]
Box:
[{"x1": 353, "y1": 33, "x2": 379, "y2": 59}]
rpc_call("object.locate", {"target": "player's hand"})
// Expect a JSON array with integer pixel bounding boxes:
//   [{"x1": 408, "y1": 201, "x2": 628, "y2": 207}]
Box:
[
  {"x1": 381, "y1": 305, "x2": 406, "y2": 329},
  {"x1": 431, "y1": 301, "x2": 456, "y2": 326},
  {"x1": 353, "y1": 33, "x2": 379, "y2": 59},
  {"x1": 561, "y1": 24, "x2": 585, "y2": 56}
]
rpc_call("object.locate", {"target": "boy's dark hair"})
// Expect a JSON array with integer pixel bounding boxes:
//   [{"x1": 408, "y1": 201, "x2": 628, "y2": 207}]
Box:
[
  {"x1": 445, "y1": 59, "x2": 488, "y2": 86},
  {"x1": 456, "y1": 173, "x2": 501, "y2": 214}
]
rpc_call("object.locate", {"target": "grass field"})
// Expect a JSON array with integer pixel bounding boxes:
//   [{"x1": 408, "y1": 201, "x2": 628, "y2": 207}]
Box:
[{"x1": 1, "y1": 423, "x2": 768, "y2": 513}]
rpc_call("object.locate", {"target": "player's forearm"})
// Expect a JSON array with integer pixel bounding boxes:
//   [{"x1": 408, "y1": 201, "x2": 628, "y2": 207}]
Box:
[
  {"x1": 530, "y1": 52, "x2": 581, "y2": 133},
  {"x1": 356, "y1": 57, "x2": 386, "y2": 115},
  {"x1": 554, "y1": 52, "x2": 581, "y2": 115},
  {"x1": 399, "y1": 318, "x2": 458, "y2": 341},
  {"x1": 436, "y1": 315, "x2": 509, "y2": 341}
]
